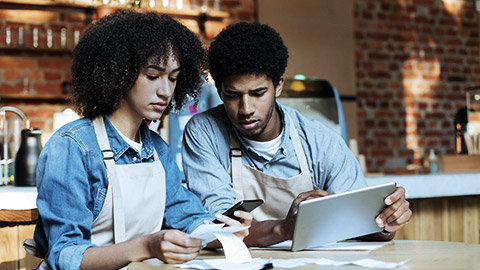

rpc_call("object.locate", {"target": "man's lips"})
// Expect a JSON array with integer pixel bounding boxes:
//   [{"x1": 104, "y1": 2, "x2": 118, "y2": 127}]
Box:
[{"x1": 239, "y1": 120, "x2": 258, "y2": 130}]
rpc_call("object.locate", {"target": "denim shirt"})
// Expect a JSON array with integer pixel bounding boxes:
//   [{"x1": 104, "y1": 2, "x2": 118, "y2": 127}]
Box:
[
  {"x1": 34, "y1": 115, "x2": 212, "y2": 270},
  {"x1": 182, "y1": 102, "x2": 367, "y2": 217}
]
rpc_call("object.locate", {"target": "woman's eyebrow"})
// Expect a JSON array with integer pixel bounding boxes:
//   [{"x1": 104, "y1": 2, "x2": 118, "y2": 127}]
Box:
[{"x1": 145, "y1": 65, "x2": 181, "y2": 73}]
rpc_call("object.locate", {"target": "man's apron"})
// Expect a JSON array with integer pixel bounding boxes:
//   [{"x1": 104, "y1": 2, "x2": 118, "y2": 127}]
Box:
[
  {"x1": 24, "y1": 116, "x2": 166, "y2": 269},
  {"x1": 229, "y1": 115, "x2": 314, "y2": 221}
]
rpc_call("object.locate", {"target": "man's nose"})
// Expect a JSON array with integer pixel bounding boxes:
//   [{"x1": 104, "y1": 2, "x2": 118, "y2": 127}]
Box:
[{"x1": 239, "y1": 95, "x2": 254, "y2": 115}]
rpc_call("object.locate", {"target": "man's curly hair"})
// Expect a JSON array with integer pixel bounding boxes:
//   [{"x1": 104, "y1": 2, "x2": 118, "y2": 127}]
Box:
[
  {"x1": 208, "y1": 22, "x2": 289, "y2": 93},
  {"x1": 72, "y1": 10, "x2": 208, "y2": 119}
]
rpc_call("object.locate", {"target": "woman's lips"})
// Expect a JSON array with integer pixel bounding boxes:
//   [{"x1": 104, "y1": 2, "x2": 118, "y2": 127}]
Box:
[{"x1": 152, "y1": 102, "x2": 167, "y2": 112}]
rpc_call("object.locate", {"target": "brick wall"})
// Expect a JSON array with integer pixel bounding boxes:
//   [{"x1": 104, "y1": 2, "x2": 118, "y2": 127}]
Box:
[
  {"x1": 0, "y1": 0, "x2": 255, "y2": 133},
  {"x1": 354, "y1": 0, "x2": 480, "y2": 172}
]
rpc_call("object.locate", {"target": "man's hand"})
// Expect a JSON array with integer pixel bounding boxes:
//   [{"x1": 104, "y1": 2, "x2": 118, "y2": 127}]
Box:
[
  {"x1": 375, "y1": 186, "x2": 412, "y2": 232},
  {"x1": 281, "y1": 189, "x2": 331, "y2": 239},
  {"x1": 146, "y1": 230, "x2": 205, "y2": 264}
]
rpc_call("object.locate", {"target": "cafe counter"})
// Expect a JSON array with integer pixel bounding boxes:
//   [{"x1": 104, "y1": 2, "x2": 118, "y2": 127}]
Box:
[
  {"x1": 1, "y1": 172, "x2": 479, "y2": 269},
  {"x1": 366, "y1": 172, "x2": 480, "y2": 244}
]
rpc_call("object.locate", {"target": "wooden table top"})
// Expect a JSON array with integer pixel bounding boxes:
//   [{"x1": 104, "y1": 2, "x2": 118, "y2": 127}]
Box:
[
  {"x1": 0, "y1": 208, "x2": 38, "y2": 223},
  {"x1": 128, "y1": 240, "x2": 480, "y2": 270}
]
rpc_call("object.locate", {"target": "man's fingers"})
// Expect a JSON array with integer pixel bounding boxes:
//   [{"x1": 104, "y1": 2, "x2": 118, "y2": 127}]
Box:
[
  {"x1": 384, "y1": 210, "x2": 412, "y2": 232},
  {"x1": 385, "y1": 187, "x2": 405, "y2": 205},
  {"x1": 385, "y1": 200, "x2": 411, "y2": 225}
]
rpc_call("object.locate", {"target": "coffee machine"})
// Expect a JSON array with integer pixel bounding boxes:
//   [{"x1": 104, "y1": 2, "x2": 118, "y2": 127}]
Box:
[{"x1": 0, "y1": 106, "x2": 41, "y2": 186}]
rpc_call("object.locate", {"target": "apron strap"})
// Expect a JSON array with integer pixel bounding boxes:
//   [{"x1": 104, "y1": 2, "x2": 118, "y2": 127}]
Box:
[
  {"x1": 287, "y1": 114, "x2": 311, "y2": 178},
  {"x1": 92, "y1": 116, "x2": 126, "y2": 244},
  {"x1": 229, "y1": 130, "x2": 244, "y2": 201}
]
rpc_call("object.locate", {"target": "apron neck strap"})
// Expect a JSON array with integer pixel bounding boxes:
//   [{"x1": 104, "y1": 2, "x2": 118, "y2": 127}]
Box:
[{"x1": 92, "y1": 116, "x2": 126, "y2": 244}]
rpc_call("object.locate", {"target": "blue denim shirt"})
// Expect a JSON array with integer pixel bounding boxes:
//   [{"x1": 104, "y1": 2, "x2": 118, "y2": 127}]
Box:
[
  {"x1": 182, "y1": 102, "x2": 367, "y2": 216},
  {"x1": 34, "y1": 115, "x2": 212, "y2": 270}
]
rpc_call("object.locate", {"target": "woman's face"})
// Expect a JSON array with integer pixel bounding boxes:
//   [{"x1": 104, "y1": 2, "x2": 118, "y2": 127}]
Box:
[{"x1": 125, "y1": 54, "x2": 180, "y2": 121}]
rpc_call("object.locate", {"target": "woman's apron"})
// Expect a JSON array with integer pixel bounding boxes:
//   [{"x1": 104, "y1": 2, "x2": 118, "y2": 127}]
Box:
[
  {"x1": 24, "y1": 116, "x2": 166, "y2": 269},
  {"x1": 229, "y1": 115, "x2": 314, "y2": 221}
]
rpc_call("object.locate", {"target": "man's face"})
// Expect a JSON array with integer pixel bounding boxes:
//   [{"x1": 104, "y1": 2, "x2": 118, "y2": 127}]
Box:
[{"x1": 220, "y1": 74, "x2": 284, "y2": 141}]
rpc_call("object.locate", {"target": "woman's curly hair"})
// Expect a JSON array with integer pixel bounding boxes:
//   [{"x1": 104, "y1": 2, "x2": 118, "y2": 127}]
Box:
[
  {"x1": 72, "y1": 10, "x2": 208, "y2": 119},
  {"x1": 208, "y1": 22, "x2": 289, "y2": 93}
]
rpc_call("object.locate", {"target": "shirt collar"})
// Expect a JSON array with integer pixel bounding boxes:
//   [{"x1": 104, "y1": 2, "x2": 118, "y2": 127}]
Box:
[{"x1": 102, "y1": 115, "x2": 155, "y2": 161}]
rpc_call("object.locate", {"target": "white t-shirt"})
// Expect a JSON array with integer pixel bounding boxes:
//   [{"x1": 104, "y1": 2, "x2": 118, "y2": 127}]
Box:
[{"x1": 241, "y1": 130, "x2": 284, "y2": 161}]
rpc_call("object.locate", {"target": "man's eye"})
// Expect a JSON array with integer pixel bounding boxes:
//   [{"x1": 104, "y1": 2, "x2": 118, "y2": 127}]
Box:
[
  {"x1": 169, "y1": 77, "x2": 177, "y2": 82},
  {"x1": 223, "y1": 93, "x2": 238, "y2": 98},
  {"x1": 252, "y1": 92, "x2": 265, "y2": 97},
  {"x1": 146, "y1": 75, "x2": 158, "y2": 80}
]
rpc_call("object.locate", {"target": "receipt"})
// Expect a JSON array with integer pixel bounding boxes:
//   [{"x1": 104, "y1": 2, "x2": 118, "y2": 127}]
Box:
[
  {"x1": 213, "y1": 232, "x2": 252, "y2": 263},
  {"x1": 189, "y1": 224, "x2": 249, "y2": 243},
  {"x1": 188, "y1": 223, "x2": 252, "y2": 264}
]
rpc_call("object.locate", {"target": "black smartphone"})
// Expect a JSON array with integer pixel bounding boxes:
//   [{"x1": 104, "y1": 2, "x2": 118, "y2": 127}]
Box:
[{"x1": 213, "y1": 199, "x2": 264, "y2": 223}]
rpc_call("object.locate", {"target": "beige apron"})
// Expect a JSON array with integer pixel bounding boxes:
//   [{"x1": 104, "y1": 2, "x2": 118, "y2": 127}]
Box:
[
  {"x1": 229, "y1": 115, "x2": 313, "y2": 221},
  {"x1": 24, "y1": 117, "x2": 166, "y2": 269},
  {"x1": 91, "y1": 116, "x2": 166, "y2": 245}
]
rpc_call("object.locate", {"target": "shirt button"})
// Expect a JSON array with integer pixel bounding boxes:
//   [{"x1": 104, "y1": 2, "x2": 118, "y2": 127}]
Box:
[
  {"x1": 132, "y1": 157, "x2": 138, "y2": 162},
  {"x1": 265, "y1": 164, "x2": 270, "y2": 169}
]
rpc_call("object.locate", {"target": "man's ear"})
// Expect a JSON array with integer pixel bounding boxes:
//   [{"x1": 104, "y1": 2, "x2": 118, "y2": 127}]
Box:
[
  {"x1": 217, "y1": 84, "x2": 224, "y2": 101},
  {"x1": 275, "y1": 77, "x2": 284, "y2": 98}
]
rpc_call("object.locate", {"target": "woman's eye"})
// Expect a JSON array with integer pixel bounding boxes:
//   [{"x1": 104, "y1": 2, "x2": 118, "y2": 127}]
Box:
[
  {"x1": 169, "y1": 77, "x2": 177, "y2": 82},
  {"x1": 146, "y1": 75, "x2": 158, "y2": 80}
]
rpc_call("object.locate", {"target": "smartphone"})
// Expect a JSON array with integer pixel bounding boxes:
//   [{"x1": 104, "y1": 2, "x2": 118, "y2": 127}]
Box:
[{"x1": 213, "y1": 199, "x2": 264, "y2": 223}]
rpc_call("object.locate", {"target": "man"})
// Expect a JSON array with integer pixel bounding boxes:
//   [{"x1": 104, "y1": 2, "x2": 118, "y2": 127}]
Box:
[{"x1": 182, "y1": 22, "x2": 411, "y2": 246}]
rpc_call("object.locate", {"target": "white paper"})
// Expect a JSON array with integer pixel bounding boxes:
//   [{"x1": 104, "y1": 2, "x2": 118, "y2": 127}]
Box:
[
  {"x1": 177, "y1": 258, "x2": 270, "y2": 270},
  {"x1": 189, "y1": 223, "x2": 249, "y2": 243},
  {"x1": 271, "y1": 258, "x2": 319, "y2": 268},
  {"x1": 213, "y1": 232, "x2": 252, "y2": 263},
  {"x1": 254, "y1": 240, "x2": 390, "y2": 251},
  {"x1": 352, "y1": 258, "x2": 410, "y2": 269},
  {"x1": 204, "y1": 258, "x2": 269, "y2": 270},
  {"x1": 177, "y1": 257, "x2": 409, "y2": 269}
]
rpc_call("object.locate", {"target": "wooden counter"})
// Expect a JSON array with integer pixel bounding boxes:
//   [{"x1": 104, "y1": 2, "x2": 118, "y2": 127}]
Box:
[
  {"x1": 128, "y1": 240, "x2": 480, "y2": 270},
  {"x1": 0, "y1": 209, "x2": 42, "y2": 270},
  {"x1": 367, "y1": 173, "x2": 480, "y2": 244}
]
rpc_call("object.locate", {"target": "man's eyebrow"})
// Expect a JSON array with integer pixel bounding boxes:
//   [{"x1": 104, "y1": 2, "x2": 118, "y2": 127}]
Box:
[
  {"x1": 224, "y1": 86, "x2": 268, "y2": 92},
  {"x1": 251, "y1": 87, "x2": 268, "y2": 92}
]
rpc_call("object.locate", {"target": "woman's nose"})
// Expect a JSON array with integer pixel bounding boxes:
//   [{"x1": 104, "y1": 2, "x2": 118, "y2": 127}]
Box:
[{"x1": 157, "y1": 77, "x2": 174, "y2": 98}]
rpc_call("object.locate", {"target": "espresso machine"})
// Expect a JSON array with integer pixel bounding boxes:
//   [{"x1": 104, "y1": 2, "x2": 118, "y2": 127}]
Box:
[{"x1": 0, "y1": 106, "x2": 42, "y2": 186}]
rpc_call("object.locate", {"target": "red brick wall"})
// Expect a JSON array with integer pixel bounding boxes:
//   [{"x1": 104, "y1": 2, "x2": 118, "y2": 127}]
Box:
[
  {"x1": 354, "y1": 0, "x2": 480, "y2": 172},
  {"x1": 0, "y1": 0, "x2": 255, "y2": 133}
]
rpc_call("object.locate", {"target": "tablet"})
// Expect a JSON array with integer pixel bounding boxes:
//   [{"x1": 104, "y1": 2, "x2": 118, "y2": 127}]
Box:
[{"x1": 291, "y1": 182, "x2": 397, "y2": 251}]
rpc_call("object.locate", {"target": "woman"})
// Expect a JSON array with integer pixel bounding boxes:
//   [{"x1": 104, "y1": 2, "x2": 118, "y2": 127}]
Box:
[{"x1": 31, "y1": 10, "x2": 251, "y2": 270}]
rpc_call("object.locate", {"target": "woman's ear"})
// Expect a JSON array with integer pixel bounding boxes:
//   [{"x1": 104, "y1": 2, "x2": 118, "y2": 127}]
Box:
[{"x1": 275, "y1": 77, "x2": 284, "y2": 98}]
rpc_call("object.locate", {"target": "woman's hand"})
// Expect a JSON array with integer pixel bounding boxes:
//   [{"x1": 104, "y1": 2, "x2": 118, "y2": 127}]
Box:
[
  {"x1": 146, "y1": 230, "x2": 205, "y2": 264},
  {"x1": 214, "y1": 210, "x2": 253, "y2": 239}
]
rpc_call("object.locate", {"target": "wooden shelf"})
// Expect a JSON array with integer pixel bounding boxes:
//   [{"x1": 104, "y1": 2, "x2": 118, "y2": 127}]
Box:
[
  {"x1": 0, "y1": 0, "x2": 97, "y2": 10},
  {"x1": 0, "y1": 44, "x2": 73, "y2": 53},
  {"x1": 0, "y1": 0, "x2": 229, "y2": 21},
  {"x1": 1, "y1": 93, "x2": 72, "y2": 102}
]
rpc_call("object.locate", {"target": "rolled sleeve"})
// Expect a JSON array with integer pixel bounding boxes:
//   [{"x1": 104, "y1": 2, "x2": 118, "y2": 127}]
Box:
[
  {"x1": 35, "y1": 132, "x2": 99, "y2": 270},
  {"x1": 182, "y1": 115, "x2": 237, "y2": 216}
]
